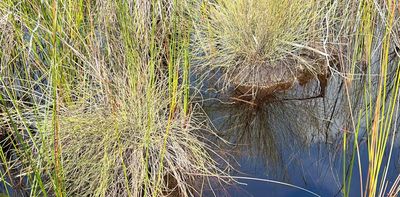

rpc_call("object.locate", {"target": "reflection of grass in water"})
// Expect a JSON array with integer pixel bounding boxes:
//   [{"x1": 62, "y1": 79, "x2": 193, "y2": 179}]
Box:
[
  {"x1": 224, "y1": 104, "x2": 282, "y2": 174},
  {"x1": 195, "y1": 0, "x2": 400, "y2": 195},
  {"x1": 1, "y1": 0, "x2": 400, "y2": 196},
  {"x1": 203, "y1": 96, "x2": 324, "y2": 178}
]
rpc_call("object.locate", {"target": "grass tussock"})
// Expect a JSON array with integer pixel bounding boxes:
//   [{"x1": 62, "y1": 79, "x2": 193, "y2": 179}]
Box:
[
  {"x1": 41, "y1": 96, "x2": 226, "y2": 197},
  {"x1": 192, "y1": 0, "x2": 328, "y2": 90},
  {"x1": 1, "y1": 0, "x2": 400, "y2": 196},
  {"x1": 0, "y1": 0, "x2": 231, "y2": 196}
]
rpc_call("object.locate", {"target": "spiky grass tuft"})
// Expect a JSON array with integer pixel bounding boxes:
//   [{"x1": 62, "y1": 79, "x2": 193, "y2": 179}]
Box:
[
  {"x1": 0, "y1": 0, "x2": 232, "y2": 196},
  {"x1": 191, "y1": 0, "x2": 327, "y2": 90},
  {"x1": 35, "y1": 92, "x2": 228, "y2": 197}
]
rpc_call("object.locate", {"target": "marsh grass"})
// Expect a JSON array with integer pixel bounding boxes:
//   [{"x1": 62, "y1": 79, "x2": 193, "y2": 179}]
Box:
[
  {"x1": 331, "y1": 0, "x2": 400, "y2": 196},
  {"x1": 0, "y1": 0, "x2": 231, "y2": 196},
  {"x1": 194, "y1": 0, "x2": 400, "y2": 196},
  {"x1": 2, "y1": 0, "x2": 400, "y2": 196},
  {"x1": 191, "y1": 0, "x2": 330, "y2": 91}
]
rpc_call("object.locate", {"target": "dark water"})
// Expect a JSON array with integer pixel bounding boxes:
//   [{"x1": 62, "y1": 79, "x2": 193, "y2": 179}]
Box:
[
  {"x1": 198, "y1": 73, "x2": 400, "y2": 197},
  {"x1": 226, "y1": 143, "x2": 400, "y2": 197},
  {"x1": 202, "y1": 99, "x2": 400, "y2": 196},
  {"x1": 192, "y1": 64, "x2": 400, "y2": 197}
]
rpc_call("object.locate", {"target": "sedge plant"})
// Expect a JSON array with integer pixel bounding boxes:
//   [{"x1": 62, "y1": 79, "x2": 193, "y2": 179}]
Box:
[
  {"x1": 336, "y1": 0, "x2": 400, "y2": 196},
  {"x1": 191, "y1": 0, "x2": 329, "y2": 90},
  {"x1": 0, "y1": 0, "x2": 231, "y2": 196}
]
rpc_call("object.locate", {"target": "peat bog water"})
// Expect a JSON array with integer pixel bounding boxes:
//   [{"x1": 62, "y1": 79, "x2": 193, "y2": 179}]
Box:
[
  {"x1": 226, "y1": 144, "x2": 399, "y2": 196},
  {"x1": 197, "y1": 72, "x2": 400, "y2": 196},
  {"x1": 203, "y1": 100, "x2": 400, "y2": 197}
]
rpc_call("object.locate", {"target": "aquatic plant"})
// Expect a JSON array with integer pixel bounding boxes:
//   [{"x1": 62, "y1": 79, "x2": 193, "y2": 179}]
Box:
[
  {"x1": 0, "y1": 0, "x2": 231, "y2": 196},
  {"x1": 191, "y1": 0, "x2": 330, "y2": 94},
  {"x1": 2, "y1": 0, "x2": 400, "y2": 196},
  {"x1": 334, "y1": 0, "x2": 400, "y2": 196}
]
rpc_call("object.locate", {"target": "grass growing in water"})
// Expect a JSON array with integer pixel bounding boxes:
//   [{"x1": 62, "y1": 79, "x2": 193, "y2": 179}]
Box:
[
  {"x1": 0, "y1": 0, "x2": 230, "y2": 196},
  {"x1": 1, "y1": 0, "x2": 400, "y2": 196},
  {"x1": 191, "y1": 0, "x2": 329, "y2": 90},
  {"x1": 334, "y1": 0, "x2": 400, "y2": 196}
]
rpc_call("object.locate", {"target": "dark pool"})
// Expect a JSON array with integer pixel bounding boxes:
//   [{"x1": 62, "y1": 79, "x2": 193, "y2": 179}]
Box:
[{"x1": 199, "y1": 75, "x2": 400, "y2": 197}]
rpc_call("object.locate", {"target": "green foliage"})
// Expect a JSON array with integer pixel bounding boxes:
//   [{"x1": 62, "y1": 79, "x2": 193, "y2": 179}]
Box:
[
  {"x1": 0, "y1": 0, "x2": 230, "y2": 196},
  {"x1": 1, "y1": 0, "x2": 400, "y2": 197},
  {"x1": 191, "y1": 0, "x2": 327, "y2": 88},
  {"x1": 337, "y1": 1, "x2": 400, "y2": 196}
]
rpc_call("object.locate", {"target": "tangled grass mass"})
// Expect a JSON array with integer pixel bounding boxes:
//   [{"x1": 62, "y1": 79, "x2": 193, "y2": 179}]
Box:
[{"x1": 1, "y1": 0, "x2": 400, "y2": 197}]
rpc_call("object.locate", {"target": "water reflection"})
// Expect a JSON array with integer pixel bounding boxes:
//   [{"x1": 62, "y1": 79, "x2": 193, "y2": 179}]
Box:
[{"x1": 196, "y1": 71, "x2": 378, "y2": 196}]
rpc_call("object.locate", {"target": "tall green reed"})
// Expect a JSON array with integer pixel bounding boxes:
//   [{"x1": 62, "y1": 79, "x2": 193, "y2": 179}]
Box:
[{"x1": 339, "y1": 0, "x2": 400, "y2": 196}]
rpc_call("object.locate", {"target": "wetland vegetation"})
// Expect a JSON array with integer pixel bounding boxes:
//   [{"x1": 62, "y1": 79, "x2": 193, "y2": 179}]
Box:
[{"x1": 1, "y1": 0, "x2": 400, "y2": 196}]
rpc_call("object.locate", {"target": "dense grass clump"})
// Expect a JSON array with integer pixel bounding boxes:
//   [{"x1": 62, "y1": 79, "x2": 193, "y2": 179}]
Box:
[
  {"x1": 0, "y1": 0, "x2": 231, "y2": 196},
  {"x1": 38, "y1": 88, "x2": 226, "y2": 196},
  {"x1": 192, "y1": 0, "x2": 328, "y2": 90},
  {"x1": 1, "y1": 0, "x2": 400, "y2": 197}
]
